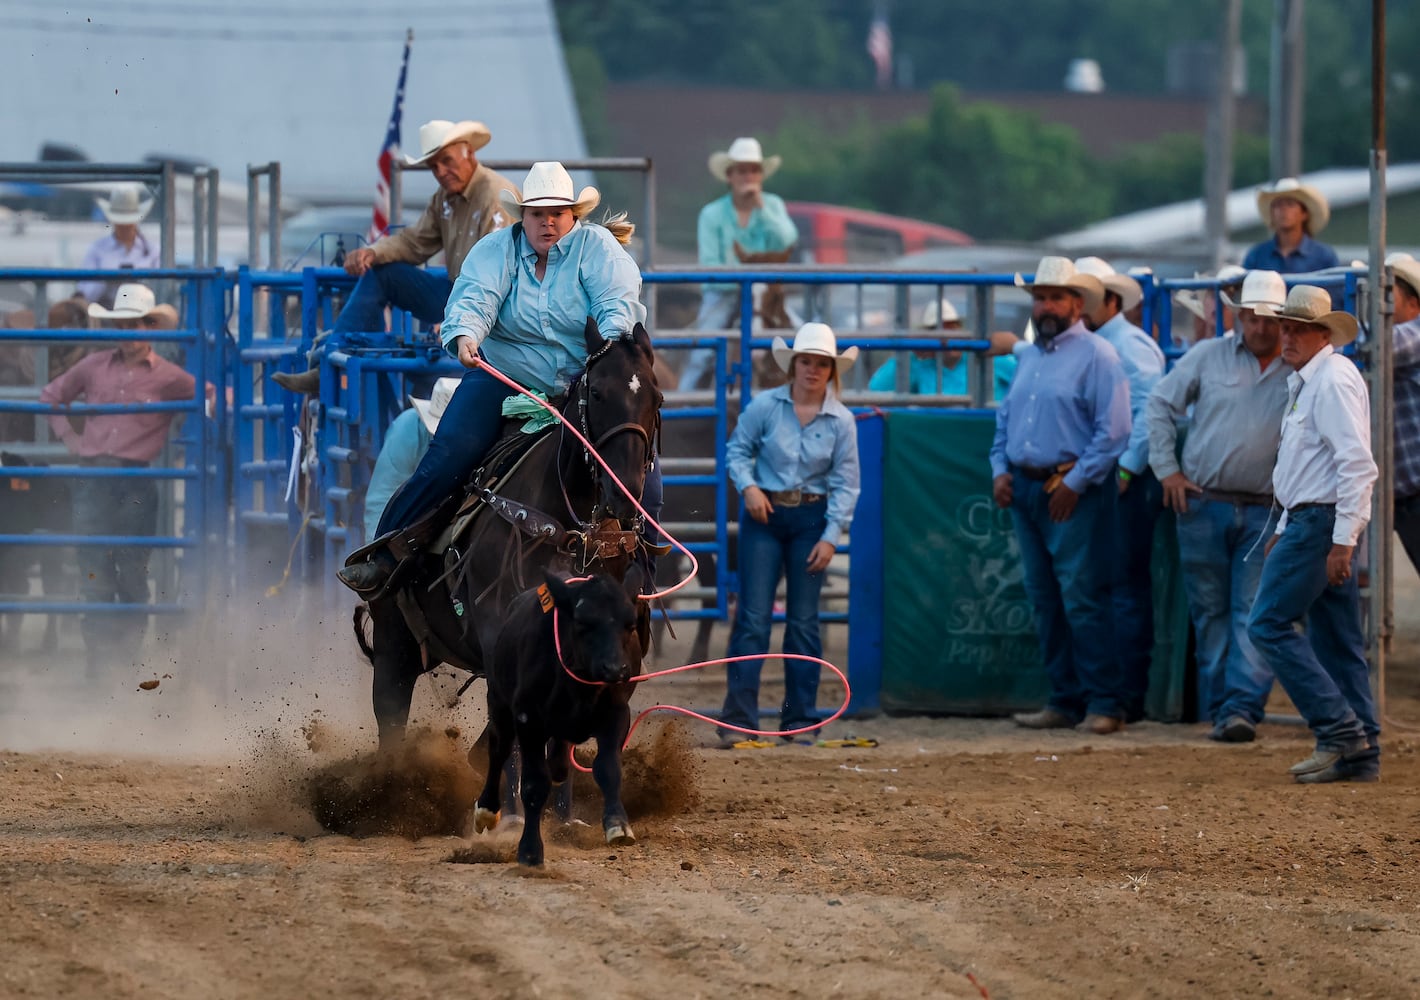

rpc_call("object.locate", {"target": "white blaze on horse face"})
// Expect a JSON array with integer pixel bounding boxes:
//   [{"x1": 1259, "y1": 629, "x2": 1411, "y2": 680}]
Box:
[{"x1": 628, "y1": 373, "x2": 641, "y2": 395}]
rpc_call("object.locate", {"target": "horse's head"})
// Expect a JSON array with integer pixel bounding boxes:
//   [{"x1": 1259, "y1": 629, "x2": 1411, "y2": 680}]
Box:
[{"x1": 576, "y1": 317, "x2": 661, "y2": 523}]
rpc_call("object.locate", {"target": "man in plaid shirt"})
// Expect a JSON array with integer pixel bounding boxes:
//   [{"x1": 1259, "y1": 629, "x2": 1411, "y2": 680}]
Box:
[{"x1": 1389, "y1": 254, "x2": 1420, "y2": 572}]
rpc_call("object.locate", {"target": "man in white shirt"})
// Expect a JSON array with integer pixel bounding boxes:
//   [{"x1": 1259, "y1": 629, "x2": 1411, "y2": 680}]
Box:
[{"x1": 1246, "y1": 286, "x2": 1379, "y2": 783}]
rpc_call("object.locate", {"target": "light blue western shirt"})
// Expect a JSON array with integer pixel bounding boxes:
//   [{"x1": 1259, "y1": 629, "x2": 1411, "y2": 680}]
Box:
[
  {"x1": 867, "y1": 353, "x2": 1017, "y2": 401},
  {"x1": 989, "y1": 322, "x2": 1131, "y2": 493},
  {"x1": 697, "y1": 192, "x2": 798, "y2": 292},
  {"x1": 441, "y1": 221, "x2": 647, "y2": 395},
  {"x1": 78, "y1": 232, "x2": 161, "y2": 302},
  {"x1": 1092, "y1": 313, "x2": 1164, "y2": 475},
  {"x1": 363, "y1": 407, "x2": 431, "y2": 541},
  {"x1": 727, "y1": 384, "x2": 861, "y2": 545}
]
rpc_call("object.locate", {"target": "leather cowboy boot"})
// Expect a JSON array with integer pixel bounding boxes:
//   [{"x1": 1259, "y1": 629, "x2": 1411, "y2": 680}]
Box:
[
  {"x1": 338, "y1": 549, "x2": 396, "y2": 595},
  {"x1": 272, "y1": 367, "x2": 321, "y2": 395}
]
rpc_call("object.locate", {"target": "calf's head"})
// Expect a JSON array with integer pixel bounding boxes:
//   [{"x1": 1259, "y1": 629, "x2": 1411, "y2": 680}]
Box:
[{"x1": 546, "y1": 569, "x2": 645, "y2": 685}]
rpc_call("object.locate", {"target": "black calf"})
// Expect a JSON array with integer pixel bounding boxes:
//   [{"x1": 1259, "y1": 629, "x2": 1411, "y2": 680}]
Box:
[{"x1": 475, "y1": 568, "x2": 650, "y2": 867}]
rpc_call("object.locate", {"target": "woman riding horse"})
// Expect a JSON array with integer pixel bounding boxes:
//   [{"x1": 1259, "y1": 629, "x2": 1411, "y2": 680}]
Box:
[{"x1": 340, "y1": 161, "x2": 663, "y2": 593}]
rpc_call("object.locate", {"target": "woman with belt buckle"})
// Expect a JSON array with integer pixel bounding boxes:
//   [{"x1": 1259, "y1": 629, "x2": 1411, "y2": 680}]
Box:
[{"x1": 717, "y1": 323, "x2": 861, "y2": 745}]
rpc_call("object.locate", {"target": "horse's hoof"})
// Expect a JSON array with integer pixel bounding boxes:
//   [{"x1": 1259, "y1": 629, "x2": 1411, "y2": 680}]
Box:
[
  {"x1": 604, "y1": 821, "x2": 636, "y2": 847},
  {"x1": 473, "y1": 806, "x2": 500, "y2": 834}
]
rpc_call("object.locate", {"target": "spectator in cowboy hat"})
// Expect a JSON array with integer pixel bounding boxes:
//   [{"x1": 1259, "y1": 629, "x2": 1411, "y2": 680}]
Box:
[
  {"x1": 1146, "y1": 269, "x2": 1290, "y2": 744},
  {"x1": 1246, "y1": 286, "x2": 1378, "y2": 783},
  {"x1": 1174, "y1": 265, "x2": 1246, "y2": 350},
  {"x1": 39, "y1": 283, "x2": 204, "y2": 674},
  {"x1": 989, "y1": 256, "x2": 1131, "y2": 735},
  {"x1": 867, "y1": 297, "x2": 1018, "y2": 400},
  {"x1": 78, "y1": 184, "x2": 161, "y2": 307},
  {"x1": 361, "y1": 376, "x2": 460, "y2": 542},
  {"x1": 1242, "y1": 177, "x2": 1340, "y2": 276},
  {"x1": 716, "y1": 322, "x2": 860, "y2": 747},
  {"x1": 274, "y1": 119, "x2": 517, "y2": 395},
  {"x1": 680, "y1": 137, "x2": 799, "y2": 390},
  {"x1": 1075, "y1": 256, "x2": 1165, "y2": 721},
  {"x1": 1383, "y1": 252, "x2": 1420, "y2": 577}
]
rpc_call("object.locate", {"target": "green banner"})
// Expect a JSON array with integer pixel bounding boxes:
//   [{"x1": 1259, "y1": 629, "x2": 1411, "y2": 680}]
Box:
[{"x1": 880, "y1": 411, "x2": 1188, "y2": 719}]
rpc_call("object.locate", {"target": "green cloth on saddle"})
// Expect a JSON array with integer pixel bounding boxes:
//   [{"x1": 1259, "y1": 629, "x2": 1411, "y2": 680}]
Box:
[{"x1": 501, "y1": 391, "x2": 558, "y2": 434}]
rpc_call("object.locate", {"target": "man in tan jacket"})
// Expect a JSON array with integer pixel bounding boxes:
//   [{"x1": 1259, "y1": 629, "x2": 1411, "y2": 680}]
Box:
[{"x1": 274, "y1": 119, "x2": 516, "y2": 394}]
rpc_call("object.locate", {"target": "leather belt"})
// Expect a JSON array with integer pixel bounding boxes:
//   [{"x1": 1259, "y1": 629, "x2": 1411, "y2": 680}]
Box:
[
  {"x1": 766, "y1": 489, "x2": 825, "y2": 507},
  {"x1": 1286, "y1": 502, "x2": 1335, "y2": 514},
  {"x1": 1200, "y1": 489, "x2": 1274, "y2": 507},
  {"x1": 79, "y1": 455, "x2": 148, "y2": 468},
  {"x1": 1011, "y1": 464, "x2": 1057, "y2": 482}
]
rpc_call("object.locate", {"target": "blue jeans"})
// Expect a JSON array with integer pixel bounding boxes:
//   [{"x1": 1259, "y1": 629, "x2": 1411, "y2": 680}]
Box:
[
  {"x1": 720, "y1": 500, "x2": 828, "y2": 735},
  {"x1": 1175, "y1": 497, "x2": 1275, "y2": 725},
  {"x1": 1246, "y1": 505, "x2": 1377, "y2": 751},
  {"x1": 376, "y1": 367, "x2": 664, "y2": 537},
  {"x1": 320, "y1": 262, "x2": 453, "y2": 355},
  {"x1": 1010, "y1": 473, "x2": 1124, "y2": 720},
  {"x1": 1396, "y1": 492, "x2": 1420, "y2": 577},
  {"x1": 680, "y1": 288, "x2": 737, "y2": 390},
  {"x1": 1115, "y1": 468, "x2": 1162, "y2": 718}
]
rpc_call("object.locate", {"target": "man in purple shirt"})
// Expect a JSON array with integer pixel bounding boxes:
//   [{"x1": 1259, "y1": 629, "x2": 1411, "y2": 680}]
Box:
[
  {"x1": 40, "y1": 283, "x2": 198, "y2": 673},
  {"x1": 990, "y1": 257, "x2": 1132, "y2": 734}
]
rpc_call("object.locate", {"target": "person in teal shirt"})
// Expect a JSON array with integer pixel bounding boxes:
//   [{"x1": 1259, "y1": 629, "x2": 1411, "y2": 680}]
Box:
[
  {"x1": 867, "y1": 298, "x2": 1019, "y2": 401},
  {"x1": 681, "y1": 137, "x2": 799, "y2": 389},
  {"x1": 360, "y1": 377, "x2": 459, "y2": 543}
]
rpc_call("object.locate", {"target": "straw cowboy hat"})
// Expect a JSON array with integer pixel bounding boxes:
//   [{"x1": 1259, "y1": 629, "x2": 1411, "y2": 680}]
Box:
[
  {"x1": 408, "y1": 377, "x2": 460, "y2": 435},
  {"x1": 1256, "y1": 285, "x2": 1359, "y2": 346},
  {"x1": 403, "y1": 119, "x2": 492, "y2": 166},
  {"x1": 919, "y1": 297, "x2": 960, "y2": 328},
  {"x1": 771, "y1": 322, "x2": 858, "y2": 374},
  {"x1": 95, "y1": 184, "x2": 154, "y2": 225},
  {"x1": 708, "y1": 137, "x2": 782, "y2": 182},
  {"x1": 1072, "y1": 256, "x2": 1142, "y2": 312},
  {"x1": 1014, "y1": 256, "x2": 1104, "y2": 313},
  {"x1": 88, "y1": 283, "x2": 161, "y2": 320},
  {"x1": 1257, "y1": 177, "x2": 1330, "y2": 234},
  {"x1": 1388, "y1": 252, "x2": 1420, "y2": 298},
  {"x1": 1222, "y1": 270, "x2": 1287, "y2": 311},
  {"x1": 498, "y1": 161, "x2": 601, "y2": 216}
]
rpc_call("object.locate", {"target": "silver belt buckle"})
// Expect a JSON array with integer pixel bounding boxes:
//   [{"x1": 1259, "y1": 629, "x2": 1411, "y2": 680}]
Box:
[{"x1": 778, "y1": 488, "x2": 802, "y2": 507}]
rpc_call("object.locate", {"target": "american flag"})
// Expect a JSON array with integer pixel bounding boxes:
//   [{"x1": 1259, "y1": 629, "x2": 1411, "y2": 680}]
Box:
[
  {"x1": 369, "y1": 29, "x2": 413, "y2": 245},
  {"x1": 866, "y1": 4, "x2": 893, "y2": 90}
]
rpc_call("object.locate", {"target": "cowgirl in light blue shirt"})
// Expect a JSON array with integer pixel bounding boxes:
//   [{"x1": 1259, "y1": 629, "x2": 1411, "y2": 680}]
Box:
[
  {"x1": 718, "y1": 323, "x2": 860, "y2": 745},
  {"x1": 364, "y1": 161, "x2": 654, "y2": 549},
  {"x1": 681, "y1": 137, "x2": 799, "y2": 389}
]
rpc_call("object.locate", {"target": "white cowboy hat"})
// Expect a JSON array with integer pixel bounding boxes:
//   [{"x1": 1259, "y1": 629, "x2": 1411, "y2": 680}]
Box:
[
  {"x1": 1071, "y1": 256, "x2": 1142, "y2": 312},
  {"x1": 95, "y1": 184, "x2": 154, "y2": 225},
  {"x1": 498, "y1": 161, "x2": 601, "y2": 216},
  {"x1": 1388, "y1": 252, "x2": 1420, "y2": 299},
  {"x1": 1014, "y1": 256, "x2": 1104, "y2": 313},
  {"x1": 87, "y1": 283, "x2": 160, "y2": 320},
  {"x1": 771, "y1": 322, "x2": 858, "y2": 374},
  {"x1": 1257, "y1": 177, "x2": 1330, "y2": 234},
  {"x1": 408, "y1": 376, "x2": 460, "y2": 435},
  {"x1": 403, "y1": 119, "x2": 492, "y2": 166},
  {"x1": 1222, "y1": 270, "x2": 1287, "y2": 311},
  {"x1": 919, "y1": 297, "x2": 960, "y2": 329},
  {"x1": 1255, "y1": 285, "x2": 1358, "y2": 346},
  {"x1": 708, "y1": 137, "x2": 782, "y2": 182}
]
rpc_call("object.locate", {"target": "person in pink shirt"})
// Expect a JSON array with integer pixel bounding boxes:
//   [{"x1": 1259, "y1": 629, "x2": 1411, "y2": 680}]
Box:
[{"x1": 39, "y1": 283, "x2": 197, "y2": 672}]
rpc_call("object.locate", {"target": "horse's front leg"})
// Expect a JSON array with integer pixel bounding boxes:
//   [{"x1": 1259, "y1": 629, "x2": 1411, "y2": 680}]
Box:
[
  {"x1": 515, "y1": 723, "x2": 552, "y2": 867},
  {"x1": 593, "y1": 703, "x2": 634, "y2": 847},
  {"x1": 549, "y1": 739, "x2": 575, "y2": 822},
  {"x1": 367, "y1": 600, "x2": 424, "y2": 751},
  {"x1": 473, "y1": 711, "x2": 513, "y2": 834}
]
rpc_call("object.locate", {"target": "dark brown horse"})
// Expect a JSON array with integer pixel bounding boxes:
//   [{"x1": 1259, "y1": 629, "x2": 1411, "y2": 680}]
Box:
[{"x1": 354, "y1": 319, "x2": 662, "y2": 749}]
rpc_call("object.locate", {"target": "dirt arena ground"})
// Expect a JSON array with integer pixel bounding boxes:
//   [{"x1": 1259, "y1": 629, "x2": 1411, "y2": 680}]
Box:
[{"x1": 4, "y1": 550, "x2": 1420, "y2": 999}]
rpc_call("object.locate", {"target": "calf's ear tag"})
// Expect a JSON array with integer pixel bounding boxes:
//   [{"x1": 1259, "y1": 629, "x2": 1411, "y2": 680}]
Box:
[{"x1": 537, "y1": 583, "x2": 554, "y2": 613}]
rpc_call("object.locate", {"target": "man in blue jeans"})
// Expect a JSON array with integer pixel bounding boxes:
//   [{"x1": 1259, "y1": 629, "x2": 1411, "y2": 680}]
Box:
[
  {"x1": 1247, "y1": 286, "x2": 1379, "y2": 783},
  {"x1": 990, "y1": 257, "x2": 1131, "y2": 735},
  {"x1": 1146, "y1": 270, "x2": 1289, "y2": 742},
  {"x1": 273, "y1": 119, "x2": 515, "y2": 394}
]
